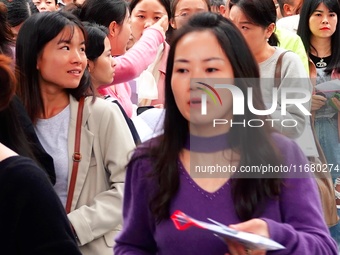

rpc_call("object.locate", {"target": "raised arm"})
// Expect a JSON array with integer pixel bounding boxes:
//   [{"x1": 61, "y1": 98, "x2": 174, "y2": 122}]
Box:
[{"x1": 108, "y1": 16, "x2": 167, "y2": 85}]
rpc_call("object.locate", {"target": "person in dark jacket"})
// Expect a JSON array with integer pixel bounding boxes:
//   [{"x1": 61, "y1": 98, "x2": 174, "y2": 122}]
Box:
[{"x1": 0, "y1": 53, "x2": 81, "y2": 255}]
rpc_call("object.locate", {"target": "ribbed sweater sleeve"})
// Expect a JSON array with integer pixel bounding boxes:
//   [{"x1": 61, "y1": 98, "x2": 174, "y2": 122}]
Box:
[{"x1": 111, "y1": 28, "x2": 165, "y2": 85}]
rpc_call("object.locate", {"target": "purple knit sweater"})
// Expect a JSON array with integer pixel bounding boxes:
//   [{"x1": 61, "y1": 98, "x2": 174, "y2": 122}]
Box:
[{"x1": 115, "y1": 133, "x2": 337, "y2": 254}]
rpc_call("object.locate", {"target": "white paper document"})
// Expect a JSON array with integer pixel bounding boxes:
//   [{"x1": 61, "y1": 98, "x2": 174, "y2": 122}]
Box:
[{"x1": 171, "y1": 210, "x2": 285, "y2": 251}]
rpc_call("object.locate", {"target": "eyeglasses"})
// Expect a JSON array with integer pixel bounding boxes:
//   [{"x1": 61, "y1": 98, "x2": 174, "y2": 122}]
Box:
[
  {"x1": 174, "y1": 12, "x2": 192, "y2": 19},
  {"x1": 174, "y1": 10, "x2": 205, "y2": 20}
]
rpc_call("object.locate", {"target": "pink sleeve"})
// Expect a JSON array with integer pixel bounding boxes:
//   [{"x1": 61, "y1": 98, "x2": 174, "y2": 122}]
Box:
[{"x1": 112, "y1": 28, "x2": 165, "y2": 85}]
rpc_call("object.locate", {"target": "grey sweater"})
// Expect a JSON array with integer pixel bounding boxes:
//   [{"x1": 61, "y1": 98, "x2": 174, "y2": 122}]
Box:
[{"x1": 259, "y1": 47, "x2": 312, "y2": 139}]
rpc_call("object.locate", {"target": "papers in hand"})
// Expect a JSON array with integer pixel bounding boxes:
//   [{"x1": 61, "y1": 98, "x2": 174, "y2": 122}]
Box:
[
  {"x1": 171, "y1": 210, "x2": 285, "y2": 251},
  {"x1": 314, "y1": 79, "x2": 340, "y2": 118},
  {"x1": 315, "y1": 79, "x2": 340, "y2": 98}
]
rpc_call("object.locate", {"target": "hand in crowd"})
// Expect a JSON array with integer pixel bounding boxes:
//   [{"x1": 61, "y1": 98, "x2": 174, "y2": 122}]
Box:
[
  {"x1": 225, "y1": 219, "x2": 268, "y2": 255},
  {"x1": 149, "y1": 15, "x2": 168, "y2": 38},
  {"x1": 331, "y1": 97, "x2": 340, "y2": 111},
  {"x1": 311, "y1": 94, "x2": 327, "y2": 111}
]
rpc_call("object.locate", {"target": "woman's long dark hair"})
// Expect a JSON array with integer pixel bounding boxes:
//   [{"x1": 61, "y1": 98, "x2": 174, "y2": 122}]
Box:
[
  {"x1": 297, "y1": 0, "x2": 340, "y2": 74},
  {"x1": 15, "y1": 11, "x2": 93, "y2": 123},
  {"x1": 129, "y1": 12, "x2": 283, "y2": 222}
]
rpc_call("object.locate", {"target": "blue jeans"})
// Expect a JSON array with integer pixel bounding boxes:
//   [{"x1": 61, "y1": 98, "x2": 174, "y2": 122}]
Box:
[{"x1": 315, "y1": 117, "x2": 340, "y2": 180}]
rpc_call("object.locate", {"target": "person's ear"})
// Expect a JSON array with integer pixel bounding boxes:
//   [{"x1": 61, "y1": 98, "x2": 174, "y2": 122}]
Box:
[
  {"x1": 283, "y1": 3, "x2": 293, "y2": 16},
  {"x1": 219, "y1": 5, "x2": 226, "y2": 15},
  {"x1": 87, "y1": 59, "x2": 95, "y2": 73},
  {"x1": 108, "y1": 20, "x2": 119, "y2": 37},
  {"x1": 170, "y1": 18, "x2": 177, "y2": 29},
  {"x1": 266, "y1": 23, "x2": 276, "y2": 39}
]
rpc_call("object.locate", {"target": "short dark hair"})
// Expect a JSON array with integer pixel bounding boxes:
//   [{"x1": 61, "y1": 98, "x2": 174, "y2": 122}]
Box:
[
  {"x1": 79, "y1": 0, "x2": 128, "y2": 27},
  {"x1": 6, "y1": 0, "x2": 39, "y2": 27},
  {"x1": 297, "y1": 0, "x2": 340, "y2": 73},
  {"x1": 83, "y1": 22, "x2": 109, "y2": 61},
  {"x1": 16, "y1": 11, "x2": 92, "y2": 123},
  {"x1": 230, "y1": 0, "x2": 279, "y2": 46}
]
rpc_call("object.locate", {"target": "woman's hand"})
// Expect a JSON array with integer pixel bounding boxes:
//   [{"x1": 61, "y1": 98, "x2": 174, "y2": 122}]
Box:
[
  {"x1": 149, "y1": 15, "x2": 168, "y2": 38},
  {"x1": 311, "y1": 94, "x2": 327, "y2": 111},
  {"x1": 225, "y1": 219, "x2": 268, "y2": 255},
  {"x1": 330, "y1": 97, "x2": 340, "y2": 111}
]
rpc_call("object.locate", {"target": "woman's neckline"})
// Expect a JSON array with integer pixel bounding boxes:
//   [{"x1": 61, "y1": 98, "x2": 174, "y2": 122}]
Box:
[
  {"x1": 309, "y1": 53, "x2": 332, "y2": 68},
  {"x1": 184, "y1": 132, "x2": 231, "y2": 153}
]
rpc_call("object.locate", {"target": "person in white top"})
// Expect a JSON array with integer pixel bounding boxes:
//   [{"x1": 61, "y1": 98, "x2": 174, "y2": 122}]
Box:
[
  {"x1": 229, "y1": 0, "x2": 312, "y2": 139},
  {"x1": 275, "y1": 0, "x2": 304, "y2": 32}
]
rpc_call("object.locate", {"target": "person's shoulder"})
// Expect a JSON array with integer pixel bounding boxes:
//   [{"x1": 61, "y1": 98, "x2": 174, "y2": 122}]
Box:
[
  {"x1": 85, "y1": 96, "x2": 115, "y2": 109},
  {"x1": 274, "y1": 47, "x2": 297, "y2": 57},
  {"x1": 132, "y1": 136, "x2": 160, "y2": 159},
  {"x1": 125, "y1": 138, "x2": 159, "y2": 182},
  {"x1": 85, "y1": 96, "x2": 122, "y2": 117},
  {"x1": 0, "y1": 156, "x2": 49, "y2": 185},
  {"x1": 270, "y1": 47, "x2": 297, "y2": 65},
  {"x1": 275, "y1": 47, "x2": 305, "y2": 67},
  {"x1": 271, "y1": 132, "x2": 308, "y2": 165},
  {"x1": 127, "y1": 136, "x2": 161, "y2": 171},
  {"x1": 1, "y1": 155, "x2": 30, "y2": 167},
  {"x1": 271, "y1": 132, "x2": 295, "y2": 147},
  {"x1": 276, "y1": 27, "x2": 302, "y2": 45},
  {"x1": 276, "y1": 15, "x2": 300, "y2": 33}
]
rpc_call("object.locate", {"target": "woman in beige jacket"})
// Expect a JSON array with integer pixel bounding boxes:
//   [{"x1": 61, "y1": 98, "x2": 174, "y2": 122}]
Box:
[{"x1": 16, "y1": 11, "x2": 135, "y2": 254}]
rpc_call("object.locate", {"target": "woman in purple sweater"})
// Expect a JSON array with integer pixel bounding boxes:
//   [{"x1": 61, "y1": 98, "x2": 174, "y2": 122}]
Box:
[{"x1": 115, "y1": 12, "x2": 337, "y2": 255}]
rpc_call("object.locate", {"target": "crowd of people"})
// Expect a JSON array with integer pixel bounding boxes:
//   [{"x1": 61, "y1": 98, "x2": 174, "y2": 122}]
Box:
[{"x1": 1, "y1": 0, "x2": 340, "y2": 254}]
